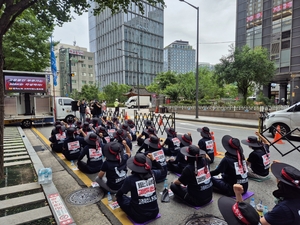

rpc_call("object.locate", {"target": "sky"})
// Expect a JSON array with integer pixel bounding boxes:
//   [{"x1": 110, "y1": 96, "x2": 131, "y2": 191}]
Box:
[{"x1": 53, "y1": 0, "x2": 237, "y2": 65}]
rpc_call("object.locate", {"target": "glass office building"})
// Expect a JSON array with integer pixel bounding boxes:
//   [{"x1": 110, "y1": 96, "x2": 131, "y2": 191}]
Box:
[
  {"x1": 89, "y1": 2, "x2": 164, "y2": 89},
  {"x1": 163, "y1": 40, "x2": 196, "y2": 74},
  {"x1": 236, "y1": 0, "x2": 300, "y2": 104}
]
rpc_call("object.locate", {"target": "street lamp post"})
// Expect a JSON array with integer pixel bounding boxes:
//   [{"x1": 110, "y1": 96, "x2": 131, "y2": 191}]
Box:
[
  {"x1": 68, "y1": 49, "x2": 72, "y2": 95},
  {"x1": 117, "y1": 48, "x2": 140, "y2": 110},
  {"x1": 179, "y1": 0, "x2": 199, "y2": 118}
]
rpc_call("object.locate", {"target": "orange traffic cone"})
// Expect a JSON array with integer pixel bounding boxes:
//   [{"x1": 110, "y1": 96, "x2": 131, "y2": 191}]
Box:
[
  {"x1": 273, "y1": 125, "x2": 284, "y2": 144},
  {"x1": 155, "y1": 106, "x2": 159, "y2": 113},
  {"x1": 158, "y1": 115, "x2": 163, "y2": 126},
  {"x1": 211, "y1": 131, "x2": 219, "y2": 156},
  {"x1": 125, "y1": 112, "x2": 129, "y2": 120}
]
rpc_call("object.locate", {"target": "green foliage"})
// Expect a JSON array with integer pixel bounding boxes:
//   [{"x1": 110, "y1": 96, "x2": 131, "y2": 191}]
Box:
[
  {"x1": 164, "y1": 85, "x2": 180, "y2": 102},
  {"x1": 177, "y1": 72, "x2": 196, "y2": 101},
  {"x1": 214, "y1": 45, "x2": 276, "y2": 105},
  {"x1": 221, "y1": 84, "x2": 238, "y2": 99},
  {"x1": 3, "y1": 8, "x2": 54, "y2": 71},
  {"x1": 155, "y1": 71, "x2": 177, "y2": 90},
  {"x1": 256, "y1": 92, "x2": 273, "y2": 106},
  {"x1": 102, "y1": 82, "x2": 130, "y2": 103},
  {"x1": 70, "y1": 89, "x2": 81, "y2": 100},
  {"x1": 80, "y1": 85, "x2": 100, "y2": 101}
]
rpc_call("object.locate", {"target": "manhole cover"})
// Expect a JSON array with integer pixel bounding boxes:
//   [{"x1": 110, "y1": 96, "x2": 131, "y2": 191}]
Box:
[
  {"x1": 66, "y1": 188, "x2": 103, "y2": 206},
  {"x1": 185, "y1": 216, "x2": 227, "y2": 225}
]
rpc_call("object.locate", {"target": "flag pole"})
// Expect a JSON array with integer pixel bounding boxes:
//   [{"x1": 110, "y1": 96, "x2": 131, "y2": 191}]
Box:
[{"x1": 51, "y1": 36, "x2": 57, "y2": 121}]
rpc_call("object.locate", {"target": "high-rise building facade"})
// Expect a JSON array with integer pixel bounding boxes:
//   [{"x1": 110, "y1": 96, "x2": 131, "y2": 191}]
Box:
[
  {"x1": 55, "y1": 43, "x2": 95, "y2": 97},
  {"x1": 236, "y1": 0, "x2": 300, "y2": 104},
  {"x1": 163, "y1": 40, "x2": 196, "y2": 74},
  {"x1": 89, "y1": 2, "x2": 164, "y2": 89}
]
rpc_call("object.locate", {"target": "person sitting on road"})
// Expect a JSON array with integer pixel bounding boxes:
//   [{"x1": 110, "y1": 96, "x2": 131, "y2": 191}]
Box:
[
  {"x1": 105, "y1": 121, "x2": 117, "y2": 141},
  {"x1": 137, "y1": 127, "x2": 157, "y2": 147},
  {"x1": 138, "y1": 135, "x2": 167, "y2": 183},
  {"x1": 79, "y1": 122, "x2": 93, "y2": 138},
  {"x1": 161, "y1": 127, "x2": 181, "y2": 156},
  {"x1": 96, "y1": 126, "x2": 110, "y2": 144},
  {"x1": 167, "y1": 133, "x2": 193, "y2": 174},
  {"x1": 49, "y1": 124, "x2": 66, "y2": 153},
  {"x1": 121, "y1": 123, "x2": 132, "y2": 141},
  {"x1": 116, "y1": 153, "x2": 160, "y2": 224},
  {"x1": 260, "y1": 162, "x2": 300, "y2": 225},
  {"x1": 77, "y1": 133, "x2": 104, "y2": 174},
  {"x1": 113, "y1": 129, "x2": 132, "y2": 150},
  {"x1": 95, "y1": 141, "x2": 131, "y2": 193},
  {"x1": 62, "y1": 127, "x2": 84, "y2": 161},
  {"x1": 197, "y1": 127, "x2": 214, "y2": 164},
  {"x1": 91, "y1": 117, "x2": 101, "y2": 130},
  {"x1": 170, "y1": 145, "x2": 213, "y2": 207},
  {"x1": 241, "y1": 132, "x2": 270, "y2": 179},
  {"x1": 218, "y1": 184, "x2": 260, "y2": 225},
  {"x1": 210, "y1": 135, "x2": 248, "y2": 197},
  {"x1": 126, "y1": 119, "x2": 137, "y2": 141}
]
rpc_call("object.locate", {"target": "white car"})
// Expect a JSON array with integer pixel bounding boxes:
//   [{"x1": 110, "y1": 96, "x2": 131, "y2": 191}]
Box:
[{"x1": 264, "y1": 102, "x2": 300, "y2": 137}]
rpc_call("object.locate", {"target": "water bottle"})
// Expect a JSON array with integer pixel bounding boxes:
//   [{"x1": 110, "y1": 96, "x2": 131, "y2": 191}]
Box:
[
  {"x1": 70, "y1": 160, "x2": 74, "y2": 166},
  {"x1": 250, "y1": 197, "x2": 255, "y2": 208},
  {"x1": 263, "y1": 206, "x2": 268, "y2": 216},
  {"x1": 38, "y1": 168, "x2": 45, "y2": 184},
  {"x1": 46, "y1": 168, "x2": 52, "y2": 184},
  {"x1": 107, "y1": 192, "x2": 112, "y2": 202},
  {"x1": 164, "y1": 179, "x2": 168, "y2": 189}
]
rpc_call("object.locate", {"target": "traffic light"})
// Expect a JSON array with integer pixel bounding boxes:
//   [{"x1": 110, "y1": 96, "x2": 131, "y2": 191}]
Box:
[{"x1": 70, "y1": 73, "x2": 75, "y2": 77}]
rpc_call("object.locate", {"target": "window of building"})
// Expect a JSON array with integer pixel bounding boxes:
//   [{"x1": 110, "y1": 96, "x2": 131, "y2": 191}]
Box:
[
  {"x1": 281, "y1": 40, "x2": 290, "y2": 49},
  {"x1": 81, "y1": 64, "x2": 86, "y2": 68},
  {"x1": 82, "y1": 80, "x2": 87, "y2": 84},
  {"x1": 71, "y1": 63, "x2": 76, "y2": 66},
  {"x1": 88, "y1": 65, "x2": 93, "y2": 68},
  {"x1": 89, "y1": 73, "x2": 93, "y2": 77},
  {"x1": 89, "y1": 81, "x2": 93, "y2": 84},
  {"x1": 88, "y1": 57, "x2": 93, "y2": 60},
  {"x1": 282, "y1": 30, "x2": 290, "y2": 39},
  {"x1": 81, "y1": 56, "x2": 85, "y2": 59},
  {"x1": 82, "y1": 72, "x2": 86, "y2": 76},
  {"x1": 72, "y1": 80, "x2": 76, "y2": 83}
]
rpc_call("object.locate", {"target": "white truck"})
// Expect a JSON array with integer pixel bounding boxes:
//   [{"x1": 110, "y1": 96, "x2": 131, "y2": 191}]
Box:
[
  {"x1": 4, "y1": 70, "x2": 78, "y2": 128},
  {"x1": 125, "y1": 96, "x2": 151, "y2": 108}
]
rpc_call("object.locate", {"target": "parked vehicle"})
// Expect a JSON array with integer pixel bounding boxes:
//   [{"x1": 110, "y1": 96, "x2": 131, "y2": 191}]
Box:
[
  {"x1": 264, "y1": 102, "x2": 300, "y2": 137},
  {"x1": 125, "y1": 96, "x2": 151, "y2": 108},
  {"x1": 4, "y1": 70, "x2": 78, "y2": 128}
]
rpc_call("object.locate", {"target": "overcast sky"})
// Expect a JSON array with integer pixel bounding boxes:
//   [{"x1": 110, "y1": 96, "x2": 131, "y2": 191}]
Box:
[{"x1": 53, "y1": 0, "x2": 236, "y2": 64}]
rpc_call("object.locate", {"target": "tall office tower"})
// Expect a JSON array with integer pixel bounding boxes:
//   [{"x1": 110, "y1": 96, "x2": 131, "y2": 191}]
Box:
[
  {"x1": 89, "y1": 2, "x2": 164, "y2": 90},
  {"x1": 236, "y1": 0, "x2": 300, "y2": 104},
  {"x1": 163, "y1": 40, "x2": 196, "y2": 74}
]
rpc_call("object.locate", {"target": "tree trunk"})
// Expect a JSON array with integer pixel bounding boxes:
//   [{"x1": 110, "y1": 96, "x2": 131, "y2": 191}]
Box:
[{"x1": 0, "y1": 36, "x2": 4, "y2": 179}]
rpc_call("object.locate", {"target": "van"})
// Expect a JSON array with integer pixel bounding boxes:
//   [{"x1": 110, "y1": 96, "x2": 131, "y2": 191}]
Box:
[
  {"x1": 264, "y1": 102, "x2": 300, "y2": 137},
  {"x1": 54, "y1": 97, "x2": 79, "y2": 121}
]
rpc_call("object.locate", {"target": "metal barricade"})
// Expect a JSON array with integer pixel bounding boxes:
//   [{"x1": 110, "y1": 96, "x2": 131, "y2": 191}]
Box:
[{"x1": 134, "y1": 110, "x2": 176, "y2": 135}]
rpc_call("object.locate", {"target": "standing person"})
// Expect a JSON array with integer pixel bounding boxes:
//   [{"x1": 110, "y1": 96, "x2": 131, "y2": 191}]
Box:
[
  {"x1": 113, "y1": 98, "x2": 120, "y2": 117},
  {"x1": 95, "y1": 141, "x2": 131, "y2": 193},
  {"x1": 241, "y1": 132, "x2": 270, "y2": 179},
  {"x1": 116, "y1": 153, "x2": 160, "y2": 224},
  {"x1": 210, "y1": 135, "x2": 248, "y2": 197},
  {"x1": 92, "y1": 100, "x2": 102, "y2": 118},
  {"x1": 170, "y1": 145, "x2": 213, "y2": 207},
  {"x1": 101, "y1": 100, "x2": 107, "y2": 115},
  {"x1": 77, "y1": 99, "x2": 87, "y2": 122},
  {"x1": 197, "y1": 127, "x2": 214, "y2": 164}
]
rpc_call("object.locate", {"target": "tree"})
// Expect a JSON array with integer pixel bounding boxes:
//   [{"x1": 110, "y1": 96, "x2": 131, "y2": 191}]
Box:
[
  {"x1": 154, "y1": 71, "x2": 177, "y2": 90},
  {"x1": 164, "y1": 84, "x2": 180, "y2": 102},
  {"x1": 80, "y1": 85, "x2": 100, "y2": 102},
  {"x1": 214, "y1": 45, "x2": 276, "y2": 105},
  {"x1": 0, "y1": 0, "x2": 165, "y2": 179},
  {"x1": 177, "y1": 72, "x2": 196, "y2": 101},
  {"x1": 102, "y1": 82, "x2": 130, "y2": 103},
  {"x1": 3, "y1": 8, "x2": 54, "y2": 71}
]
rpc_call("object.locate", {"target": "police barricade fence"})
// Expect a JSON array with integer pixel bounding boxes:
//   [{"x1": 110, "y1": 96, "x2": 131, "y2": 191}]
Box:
[{"x1": 133, "y1": 110, "x2": 176, "y2": 135}]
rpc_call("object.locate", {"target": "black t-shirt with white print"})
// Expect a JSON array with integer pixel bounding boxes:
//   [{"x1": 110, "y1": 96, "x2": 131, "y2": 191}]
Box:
[
  {"x1": 247, "y1": 144, "x2": 270, "y2": 176},
  {"x1": 117, "y1": 173, "x2": 159, "y2": 217},
  {"x1": 100, "y1": 153, "x2": 129, "y2": 190}
]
